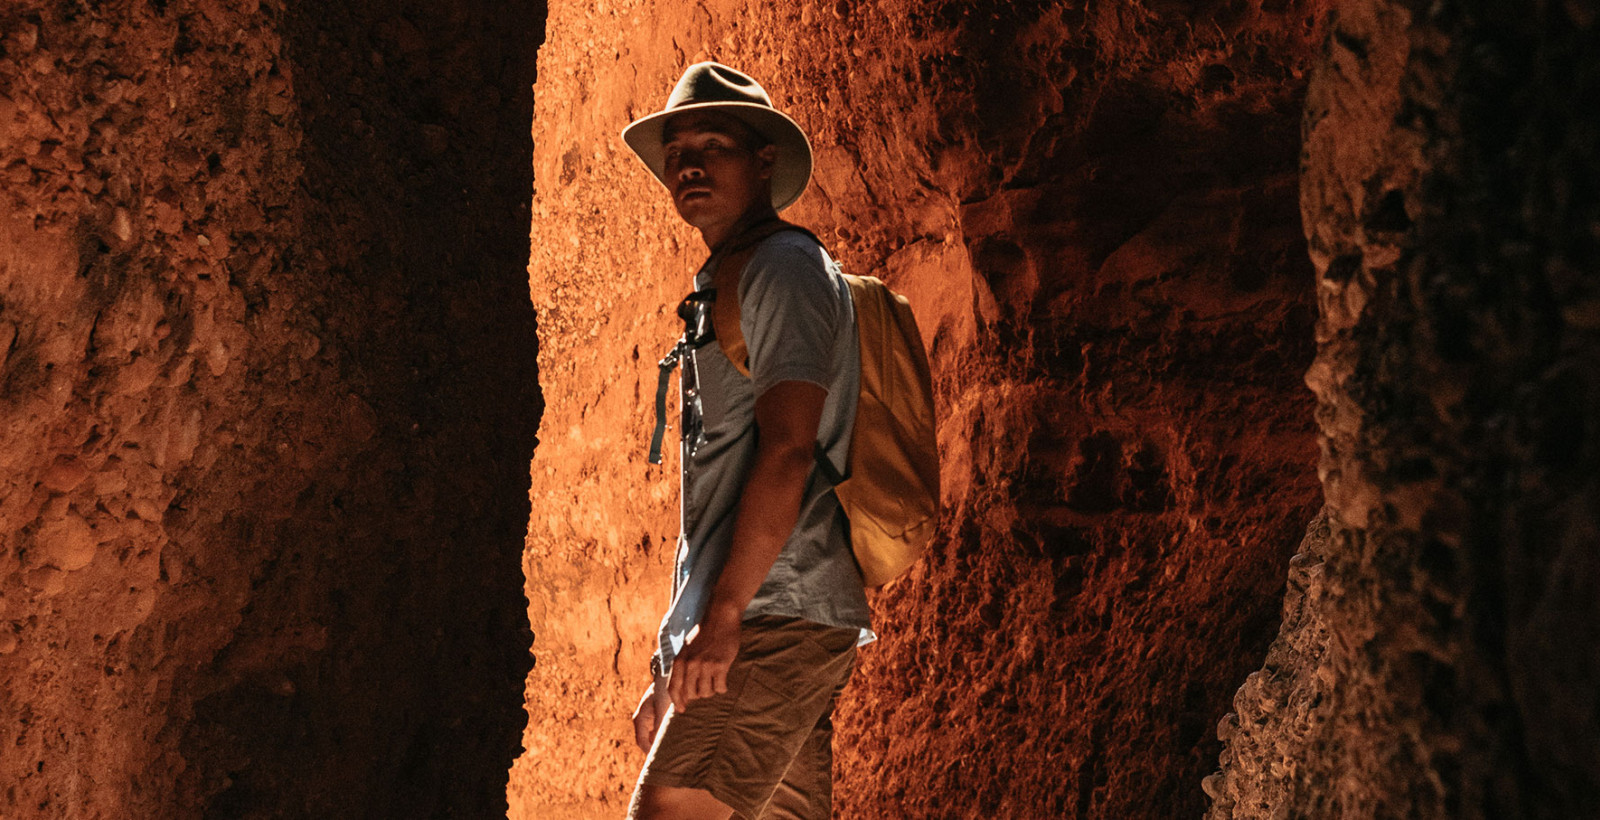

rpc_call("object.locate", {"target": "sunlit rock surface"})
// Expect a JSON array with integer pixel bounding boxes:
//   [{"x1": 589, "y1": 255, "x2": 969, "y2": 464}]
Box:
[{"x1": 516, "y1": 1, "x2": 1327, "y2": 815}]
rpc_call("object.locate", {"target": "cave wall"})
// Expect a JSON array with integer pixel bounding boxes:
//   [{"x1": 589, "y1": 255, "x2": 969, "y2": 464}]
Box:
[
  {"x1": 516, "y1": 1, "x2": 1329, "y2": 816},
  {"x1": 0, "y1": 1, "x2": 542, "y2": 817},
  {"x1": 1209, "y1": 0, "x2": 1600, "y2": 817}
]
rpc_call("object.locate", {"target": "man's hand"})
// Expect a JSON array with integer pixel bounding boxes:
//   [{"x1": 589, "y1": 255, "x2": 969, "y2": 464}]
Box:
[
  {"x1": 663, "y1": 379, "x2": 825, "y2": 714},
  {"x1": 632, "y1": 680, "x2": 672, "y2": 752},
  {"x1": 666, "y1": 607, "x2": 742, "y2": 711}
]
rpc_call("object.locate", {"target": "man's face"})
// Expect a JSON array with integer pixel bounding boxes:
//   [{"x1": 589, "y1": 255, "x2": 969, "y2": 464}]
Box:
[{"x1": 661, "y1": 111, "x2": 776, "y2": 229}]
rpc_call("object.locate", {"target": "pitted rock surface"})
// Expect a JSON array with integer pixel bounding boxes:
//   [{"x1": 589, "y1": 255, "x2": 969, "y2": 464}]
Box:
[
  {"x1": 516, "y1": 1, "x2": 1328, "y2": 816},
  {"x1": 0, "y1": 1, "x2": 542, "y2": 816},
  {"x1": 1210, "y1": 0, "x2": 1600, "y2": 816}
]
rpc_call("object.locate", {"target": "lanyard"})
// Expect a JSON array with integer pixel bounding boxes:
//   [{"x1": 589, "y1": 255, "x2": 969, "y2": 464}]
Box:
[{"x1": 647, "y1": 289, "x2": 717, "y2": 465}]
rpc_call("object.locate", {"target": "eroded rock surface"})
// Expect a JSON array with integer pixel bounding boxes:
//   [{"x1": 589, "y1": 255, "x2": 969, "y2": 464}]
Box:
[
  {"x1": 1211, "y1": 0, "x2": 1600, "y2": 816},
  {"x1": 517, "y1": 1, "x2": 1328, "y2": 816},
  {"x1": 0, "y1": 1, "x2": 542, "y2": 816}
]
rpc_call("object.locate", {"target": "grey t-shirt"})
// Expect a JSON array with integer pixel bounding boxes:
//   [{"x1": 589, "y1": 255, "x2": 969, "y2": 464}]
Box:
[{"x1": 655, "y1": 229, "x2": 872, "y2": 675}]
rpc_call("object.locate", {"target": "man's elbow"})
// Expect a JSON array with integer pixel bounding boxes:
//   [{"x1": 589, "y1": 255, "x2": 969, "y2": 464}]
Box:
[{"x1": 756, "y1": 435, "x2": 816, "y2": 475}]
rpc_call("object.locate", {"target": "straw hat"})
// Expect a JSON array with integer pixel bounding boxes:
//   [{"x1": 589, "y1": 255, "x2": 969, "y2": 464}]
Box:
[{"x1": 622, "y1": 62, "x2": 813, "y2": 211}]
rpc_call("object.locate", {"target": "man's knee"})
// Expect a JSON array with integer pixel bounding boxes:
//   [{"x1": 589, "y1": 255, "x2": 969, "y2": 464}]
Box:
[{"x1": 627, "y1": 783, "x2": 736, "y2": 820}]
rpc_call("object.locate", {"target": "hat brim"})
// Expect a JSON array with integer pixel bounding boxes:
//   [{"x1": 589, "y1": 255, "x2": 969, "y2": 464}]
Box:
[{"x1": 622, "y1": 101, "x2": 813, "y2": 211}]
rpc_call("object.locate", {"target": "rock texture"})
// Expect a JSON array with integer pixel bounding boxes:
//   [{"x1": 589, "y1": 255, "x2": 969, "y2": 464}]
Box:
[
  {"x1": 516, "y1": 1, "x2": 1328, "y2": 816},
  {"x1": 0, "y1": 1, "x2": 541, "y2": 817},
  {"x1": 1210, "y1": 0, "x2": 1600, "y2": 816}
]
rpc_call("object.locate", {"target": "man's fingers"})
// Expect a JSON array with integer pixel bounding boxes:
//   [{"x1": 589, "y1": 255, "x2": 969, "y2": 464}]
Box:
[
  {"x1": 632, "y1": 685, "x2": 660, "y2": 752},
  {"x1": 682, "y1": 662, "x2": 725, "y2": 702},
  {"x1": 686, "y1": 664, "x2": 706, "y2": 704},
  {"x1": 674, "y1": 660, "x2": 707, "y2": 707},
  {"x1": 666, "y1": 666, "x2": 684, "y2": 711},
  {"x1": 633, "y1": 707, "x2": 654, "y2": 752},
  {"x1": 674, "y1": 662, "x2": 698, "y2": 709},
  {"x1": 664, "y1": 654, "x2": 737, "y2": 711}
]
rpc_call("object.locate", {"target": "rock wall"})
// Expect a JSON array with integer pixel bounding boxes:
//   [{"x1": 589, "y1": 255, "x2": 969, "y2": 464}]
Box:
[
  {"x1": 0, "y1": 1, "x2": 542, "y2": 817},
  {"x1": 516, "y1": 1, "x2": 1328, "y2": 816},
  {"x1": 1210, "y1": 0, "x2": 1600, "y2": 816}
]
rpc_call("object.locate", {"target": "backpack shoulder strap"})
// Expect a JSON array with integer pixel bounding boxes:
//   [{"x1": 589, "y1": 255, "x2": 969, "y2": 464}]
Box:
[{"x1": 709, "y1": 219, "x2": 820, "y2": 378}]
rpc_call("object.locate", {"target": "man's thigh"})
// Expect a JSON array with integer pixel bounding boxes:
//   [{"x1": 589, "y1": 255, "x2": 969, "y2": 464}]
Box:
[
  {"x1": 759, "y1": 693, "x2": 841, "y2": 820},
  {"x1": 628, "y1": 783, "x2": 734, "y2": 820},
  {"x1": 635, "y1": 615, "x2": 858, "y2": 820}
]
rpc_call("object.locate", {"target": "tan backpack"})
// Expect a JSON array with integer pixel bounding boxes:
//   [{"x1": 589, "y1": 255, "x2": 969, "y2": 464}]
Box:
[{"x1": 708, "y1": 220, "x2": 940, "y2": 588}]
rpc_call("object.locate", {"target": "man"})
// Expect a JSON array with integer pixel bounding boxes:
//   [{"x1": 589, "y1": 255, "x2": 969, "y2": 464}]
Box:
[{"x1": 619, "y1": 62, "x2": 872, "y2": 820}]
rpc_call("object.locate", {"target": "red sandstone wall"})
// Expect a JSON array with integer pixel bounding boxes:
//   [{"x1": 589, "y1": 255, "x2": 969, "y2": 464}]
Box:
[
  {"x1": 516, "y1": 1, "x2": 1328, "y2": 816},
  {"x1": 1, "y1": 1, "x2": 540, "y2": 816}
]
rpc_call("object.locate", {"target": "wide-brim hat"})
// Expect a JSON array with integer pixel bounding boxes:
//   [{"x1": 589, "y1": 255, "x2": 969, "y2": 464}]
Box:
[{"x1": 622, "y1": 62, "x2": 812, "y2": 211}]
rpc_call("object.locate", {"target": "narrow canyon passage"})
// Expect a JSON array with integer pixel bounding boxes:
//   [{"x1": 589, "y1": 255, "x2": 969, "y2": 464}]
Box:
[
  {"x1": 519, "y1": 0, "x2": 1599, "y2": 817},
  {"x1": 3, "y1": 0, "x2": 1596, "y2": 818},
  {"x1": 517, "y1": 1, "x2": 1327, "y2": 816}
]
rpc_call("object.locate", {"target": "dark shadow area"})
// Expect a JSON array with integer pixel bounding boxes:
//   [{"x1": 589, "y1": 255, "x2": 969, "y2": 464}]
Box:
[{"x1": 179, "y1": 1, "x2": 546, "y2": 817}]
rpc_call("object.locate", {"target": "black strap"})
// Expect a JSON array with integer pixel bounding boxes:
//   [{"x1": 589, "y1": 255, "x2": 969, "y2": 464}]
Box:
[
  {"x1": 708, "y1": 216, "x2": 822, "y2": 260},
  {"x1": 813, "y1": 442, "x2": 844, "y2": 485},
  {"x1": 649, "y1": 288, "x2": 725, "y2": 464},
  {"x1": 648, "y1": 340, "x2": 683, "y2": 465}
]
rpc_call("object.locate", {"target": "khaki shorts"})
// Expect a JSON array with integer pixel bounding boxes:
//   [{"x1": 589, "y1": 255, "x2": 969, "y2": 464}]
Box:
[{"x1": 639, "y1": 614, "x2": 859, "y2": 820}]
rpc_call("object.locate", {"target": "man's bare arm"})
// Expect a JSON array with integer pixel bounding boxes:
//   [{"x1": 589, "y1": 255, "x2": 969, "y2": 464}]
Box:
[{"x1": 666, "y1": 379, "x2": 827, "y2": 709}]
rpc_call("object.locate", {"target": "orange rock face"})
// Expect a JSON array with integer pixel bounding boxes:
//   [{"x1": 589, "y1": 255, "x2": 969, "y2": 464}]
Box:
[
  {"x1": 516, "y1": 1, "x2": 1328, "y2": 816},
  {"x1": 2, "y1": 1, "x2": 540, "y2": 816},
  {"x1": 8, "y1": 1, "x2": 1592, "y2": 815}
]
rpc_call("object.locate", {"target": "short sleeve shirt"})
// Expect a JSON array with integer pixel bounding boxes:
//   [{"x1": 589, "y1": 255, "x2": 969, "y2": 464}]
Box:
[{"x1": 655, "y1": 230, "x2": 872, "y2": 674}]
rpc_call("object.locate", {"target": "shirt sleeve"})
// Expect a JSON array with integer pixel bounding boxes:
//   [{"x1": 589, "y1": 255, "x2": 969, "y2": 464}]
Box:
[{"x1": 738, "y1": 235, "x2": 840, "y2": 399}]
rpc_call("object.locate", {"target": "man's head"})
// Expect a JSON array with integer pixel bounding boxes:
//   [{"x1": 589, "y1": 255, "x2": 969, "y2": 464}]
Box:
[
  {"x1": 660, "y1": 110, "x2": 778, "y2": 236},
  {"x1": 622, "y1": 62, "x2": 813, "y2": 221}
]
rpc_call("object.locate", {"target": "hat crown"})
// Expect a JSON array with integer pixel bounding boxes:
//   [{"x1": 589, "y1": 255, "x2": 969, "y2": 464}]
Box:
[{"x1": 666, "y1": 62, "x2": 773, "y2": 110}]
